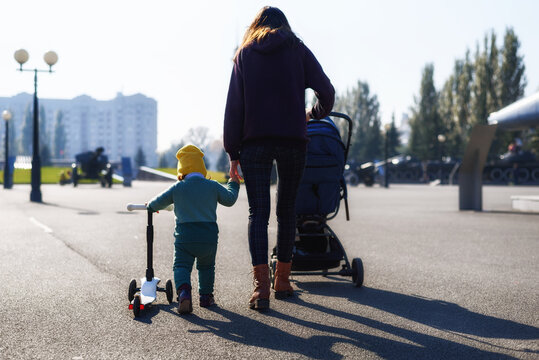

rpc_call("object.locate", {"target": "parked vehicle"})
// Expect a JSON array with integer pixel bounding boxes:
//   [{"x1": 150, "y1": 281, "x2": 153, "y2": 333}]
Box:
[{"x1": 71, "y1": 147, "x2": 113, "y2": 187}]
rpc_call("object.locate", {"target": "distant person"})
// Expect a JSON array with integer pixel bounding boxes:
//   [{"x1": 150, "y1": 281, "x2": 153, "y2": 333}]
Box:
[
  {"x1": 58, "y1": 170, "x2": 72, "y2": 185},
  {"x1": 146, "y1": 144, "x2": 240, "y2": 314},
  {"x1": 87, "y1": 147, "x2": 105, "y2": 177},
  {"x1": 223, "y1": 6, "x2": 335, "y2": 310}
]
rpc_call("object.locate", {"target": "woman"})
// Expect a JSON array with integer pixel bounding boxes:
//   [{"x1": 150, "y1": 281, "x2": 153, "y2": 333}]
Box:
[{"x1": 224, "y1": 6, "x2": 335, "y2": 310}]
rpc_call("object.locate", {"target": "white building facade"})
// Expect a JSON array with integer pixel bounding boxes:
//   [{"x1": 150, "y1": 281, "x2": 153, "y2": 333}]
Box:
[{"x1": 0, "y1": 92, "x2": 157, "y2": 166}]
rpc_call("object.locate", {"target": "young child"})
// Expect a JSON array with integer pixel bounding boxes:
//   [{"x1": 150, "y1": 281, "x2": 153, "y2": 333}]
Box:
[{"x1": 147, "y1": 144, "x2": 240, "y2": 314}]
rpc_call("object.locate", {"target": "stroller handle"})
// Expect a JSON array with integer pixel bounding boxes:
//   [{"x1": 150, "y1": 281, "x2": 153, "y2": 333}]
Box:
[
  {"x1": 127, "y1": 203, "x2": 174, "y2": 211},
  {"x1": 329, "y1": 112, "x2": 353, "y2": 163}
]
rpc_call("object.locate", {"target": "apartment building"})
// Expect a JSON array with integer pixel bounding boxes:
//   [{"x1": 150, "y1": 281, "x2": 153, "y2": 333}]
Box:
[{"x1": 0, "y1": 92, "x2": 157, "y2": 166}]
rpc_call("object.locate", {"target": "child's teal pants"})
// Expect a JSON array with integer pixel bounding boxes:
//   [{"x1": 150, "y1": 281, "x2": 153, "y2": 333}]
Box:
[{"x1": 174, "y1": 242, "x2": 217, "y2": 295}]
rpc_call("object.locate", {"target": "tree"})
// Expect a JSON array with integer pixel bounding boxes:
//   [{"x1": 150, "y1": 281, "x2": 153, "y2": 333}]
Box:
[
  {"x1": 491, "y1": 28, "x2": 527, "y2": 156},
  {"x1": 53, "y1": 110, "x2": 66, "y2": 158},
  {"x1": 471, "y1": 39, "x2": 489, "y2": 127},
  {"x1": 486, "y1": 30, "x2": 500, "y2": 114},
  {"x1": 388, "y1": 113, "x2": 401, "y2": 157},
  {"x1": 157, "y1": 153, "x2": 169, "y2": 168},
  {"x1": 40, "y1": 144, "x2": 52, "y2": 166},
  {"x1": 408, "y1": 64, "x2": 442, "y2": 161},
  {"x1": 499, "y1": 27, "x2": 526, "y2": 107},
  {"x1": 20, "y1": 103, "x2": 33, "y2": 155},
  {"x1": 455, "y1": 50, "x2": 473, "y2": 140},
  {"x1": 159, "y1": 141, "x2": 185, "y2": 169},
  {"x1": 438, "y1": 74, "x2": 460, "y2": 158},
  {"x1": 216, "y1": 148, "x2": 229, "y2": 173},
  {"x1": 134, "y1": 146, "x2": 146, "y2": 167},
  {"x1": 6, "y1": 110, "x2": 18, "y2": 157},
  {"x1": 334, "y1": 80, "x2": 382, "y2": 163},
  {"x1": 39, "y1": 105, "x2": 47, "y2": 148},
  {"x1": 182, "y1": 126, "x2": 211, "y2": 151}
]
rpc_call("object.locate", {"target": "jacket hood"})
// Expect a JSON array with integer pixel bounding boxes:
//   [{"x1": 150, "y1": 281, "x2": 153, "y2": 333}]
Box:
[{"x1": 250, "y1": 30, "x2": 294, "y2": 54}]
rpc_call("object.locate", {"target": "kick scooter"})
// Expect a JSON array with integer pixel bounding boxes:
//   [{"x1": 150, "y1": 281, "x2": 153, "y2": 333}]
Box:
[{"x1": 126, "y1": 203, "x2": 174, "y2": 317}]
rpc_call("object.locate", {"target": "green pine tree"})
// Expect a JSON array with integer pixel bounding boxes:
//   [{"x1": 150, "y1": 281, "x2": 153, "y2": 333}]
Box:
[
  {"x1": 134, "y1": 147, "x2": 146, "y2": 167},
  {"x1": 53, "y1": 110, "x2": 66, "y2": 158},
  {"x1": 491, "y1": 27, "x2": 527, "y2": 156},
  {"x1": 216, "y1": 148, "x2": 229, "y2": 173},
  {"x1": 157, "y1": 153, "x2": 169, "y2": 168},
  {"x1": 388, "y1": 113, "x2": 401, "y2": 157},
  {"x1": 499, "y1": 27, "x2": 526, "y2": 107},
  {"x1": 471, "y1": 38, "x2": 489, "y2": 127},
  {"x1": 408, "y1": 64, "x2": 443, "y2": 161},
  {"x1": 334, "y1": 80, "x2": 382, "y2": 163},
  {"x1": 438, "y1": 75, "x2": 459, "y2": 158},
  {"x1": 20, "y1": 103, "x2": 33, "y2": 155}
]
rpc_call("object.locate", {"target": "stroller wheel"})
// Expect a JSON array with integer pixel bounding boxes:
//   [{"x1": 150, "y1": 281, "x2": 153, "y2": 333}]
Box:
[
  {"x1": 269, "y1": 259, "x2": 277, "y2": 289},
  {"x1": 352, "y1": 258, "x2": 364, "y2": 287}
]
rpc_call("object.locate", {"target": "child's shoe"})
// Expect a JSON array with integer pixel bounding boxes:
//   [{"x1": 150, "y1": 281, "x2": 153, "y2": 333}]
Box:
[
  {"x1": 199, "y1": 294, "x2": 215, "y2": 308},
  {"x1": 177, "y1": 284, "x2": 193, "y2": 314}
]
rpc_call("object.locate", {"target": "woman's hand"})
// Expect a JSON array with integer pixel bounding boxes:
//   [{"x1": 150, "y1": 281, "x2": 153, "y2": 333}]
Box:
[
  {"x1": 305, "y1": 108, "x2": 312, "y2": 122},
  {"x1": 229, "y1": 160, "x2": 243, "y2": 182}
]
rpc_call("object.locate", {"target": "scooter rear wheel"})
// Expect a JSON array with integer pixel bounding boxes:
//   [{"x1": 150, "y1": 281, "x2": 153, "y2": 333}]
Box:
[
  {"x1": 133, "y1": 295, "x2": 141, "y2": 317},
  {"x1": 165, "y1": 279, "x2": 174, "y2": 304}
]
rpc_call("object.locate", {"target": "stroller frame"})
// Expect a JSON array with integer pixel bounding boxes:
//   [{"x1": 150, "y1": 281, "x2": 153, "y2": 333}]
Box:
[{"x1": 270, "y1": 112, "x2": 364, "y2": 287}]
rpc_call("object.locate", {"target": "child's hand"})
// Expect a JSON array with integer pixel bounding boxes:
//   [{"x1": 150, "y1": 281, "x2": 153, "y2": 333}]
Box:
[
  {"x1": 229, "y1": 160, "x2": 243, "y2": 182},
  {"x1": 230, "y1": 173, "x2": 241, "y2": 184},
  {"x1": 146, "y1": 202, "x2": 158, "y2": 213}
]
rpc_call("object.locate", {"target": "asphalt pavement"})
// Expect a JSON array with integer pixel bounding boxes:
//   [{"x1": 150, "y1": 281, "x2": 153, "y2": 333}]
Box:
[{"x1": 0, "y1": 181, "x2": 538, "y2": 359}]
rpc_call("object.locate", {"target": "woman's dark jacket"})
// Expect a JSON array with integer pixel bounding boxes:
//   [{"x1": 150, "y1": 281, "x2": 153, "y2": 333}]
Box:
[{"x1": 223, "y1": 30, "x2": 335, "y2": 160}]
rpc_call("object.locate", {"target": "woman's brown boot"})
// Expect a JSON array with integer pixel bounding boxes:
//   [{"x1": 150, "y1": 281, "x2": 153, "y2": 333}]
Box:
[
  {"x1": 274, "y1": 261, "x2": 294, "y2": 299},
  {"x1": 249, "y1": 264, "x2": 270, "y2": 310}
]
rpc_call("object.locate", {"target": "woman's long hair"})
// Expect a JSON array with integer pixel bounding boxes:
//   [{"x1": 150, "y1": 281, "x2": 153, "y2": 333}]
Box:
[{"x1": 234, "y1": 6, "x2": 298, "y2": 60}]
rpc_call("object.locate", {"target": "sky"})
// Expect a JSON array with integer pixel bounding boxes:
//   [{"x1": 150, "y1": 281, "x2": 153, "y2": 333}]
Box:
[{"x1": 1, "y1": 0, "x2": 537, "y2": 151}]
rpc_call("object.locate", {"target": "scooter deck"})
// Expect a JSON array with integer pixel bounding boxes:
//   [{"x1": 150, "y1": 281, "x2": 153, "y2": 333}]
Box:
[{"x1": 136, "y1": 277, "x2": 160, "y2": 305}]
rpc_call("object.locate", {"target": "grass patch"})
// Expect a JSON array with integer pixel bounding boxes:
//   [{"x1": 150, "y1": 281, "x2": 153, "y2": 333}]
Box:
[
  {"x1": 156, "y1": 168, "x2": 228, "y2": 183},
  {"x1": 0, "y1": 167, "x2": 121, "y2": 184},
  {"x1": 0, "y1": 167, "x2": 227, "y2": 184}
]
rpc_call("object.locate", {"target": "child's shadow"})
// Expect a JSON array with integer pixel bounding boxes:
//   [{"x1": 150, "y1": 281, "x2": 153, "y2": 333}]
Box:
[{"x1": 132, "y1": 302, "x2": 177, "y2": 324}]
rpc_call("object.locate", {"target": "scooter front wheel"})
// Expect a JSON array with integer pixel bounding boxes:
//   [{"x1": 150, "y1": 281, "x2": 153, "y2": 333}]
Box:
[{"x1": 128, "y1": 279, "x2": 137, "y2": 301}]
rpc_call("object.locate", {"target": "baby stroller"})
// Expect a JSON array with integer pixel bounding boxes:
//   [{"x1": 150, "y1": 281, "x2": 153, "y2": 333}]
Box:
[{"x1": 270, "y1": 112, "x2": 364, "y2": 287}]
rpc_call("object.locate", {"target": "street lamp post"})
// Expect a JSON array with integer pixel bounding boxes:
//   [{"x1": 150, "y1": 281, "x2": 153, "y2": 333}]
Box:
[
  {"x1": 3, "y1": 110, "x2": 12, "y2": 189},
  {"x1": 437, "y1": 134, "x2": 446, "y2": 184},
  {"x1": 14, "y1": 49, "x2": 58, "y2": 202},
  {"x1": 384, "y1": 123, "x2": 390, "y2": 188}
]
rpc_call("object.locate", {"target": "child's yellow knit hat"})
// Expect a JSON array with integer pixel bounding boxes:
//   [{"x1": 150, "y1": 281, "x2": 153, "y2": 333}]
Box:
[{"x1": 176, "y1": 144, "x2": 207, "y2": 179}]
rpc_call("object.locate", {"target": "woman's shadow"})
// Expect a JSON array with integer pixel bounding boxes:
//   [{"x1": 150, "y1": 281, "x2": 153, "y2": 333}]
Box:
[
  {"x1": 172, "y1": 282, "x2": 534, "y2": 359},
  {"x1": 296, "y1": 280, "x2": 539, "y2": 340}
]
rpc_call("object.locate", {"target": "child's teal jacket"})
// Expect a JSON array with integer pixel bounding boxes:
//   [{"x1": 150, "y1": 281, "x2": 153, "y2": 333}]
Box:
[{"x1": 148, "y1": 177, "x2": 239, "y2": 243}]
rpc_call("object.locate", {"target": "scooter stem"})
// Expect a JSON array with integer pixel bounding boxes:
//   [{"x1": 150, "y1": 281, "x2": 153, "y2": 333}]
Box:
[{"x1": 146, "y1": 209, "x2": 154, "y2": 281}]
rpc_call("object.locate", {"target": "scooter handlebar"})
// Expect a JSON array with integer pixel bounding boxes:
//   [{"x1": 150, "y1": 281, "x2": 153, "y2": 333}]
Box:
[
  {"x1": 126, "y1": 203, "x2": 174, "y2": 212},
  {"x1": 127, "y1": 204, "x2": 147, "y2": 211}
]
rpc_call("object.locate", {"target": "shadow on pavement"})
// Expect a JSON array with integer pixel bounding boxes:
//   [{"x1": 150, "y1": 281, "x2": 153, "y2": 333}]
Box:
[
  {"x1": 297, "y1": 282, "x2": 539, "y2": 340},
  {"x1": 177, "y1": 298, "x2": 519, "y2": 359},
  {"x1": 293, "y1": 281, "x2": 539, "y2": 356},
  {"x1": 42, "y1": 201, "x2": 100, "y2": 215},
  {"x1": 131, "y1": 302, "x2": 178, "y2": 324}
]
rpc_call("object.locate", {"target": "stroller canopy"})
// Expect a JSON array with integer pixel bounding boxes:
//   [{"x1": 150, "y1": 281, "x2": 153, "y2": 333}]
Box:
[{"x1": 296, "y1": 117, "x2": 346, "y2": 217}]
